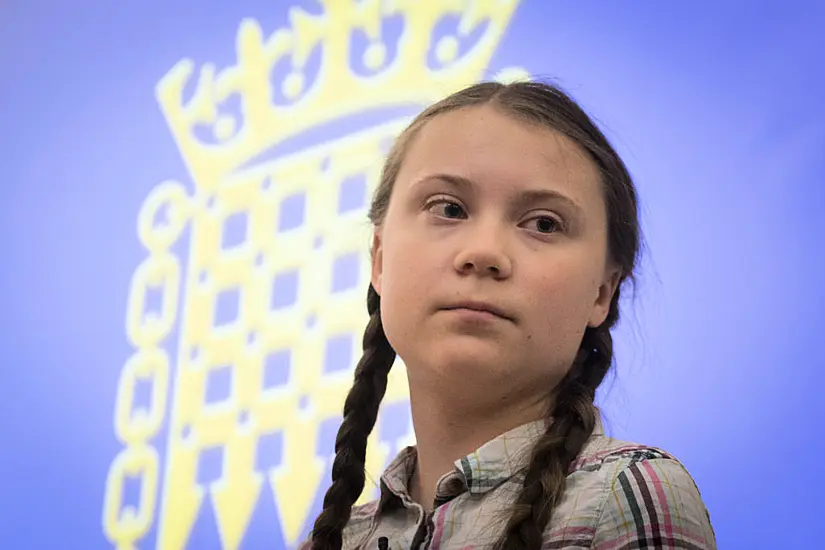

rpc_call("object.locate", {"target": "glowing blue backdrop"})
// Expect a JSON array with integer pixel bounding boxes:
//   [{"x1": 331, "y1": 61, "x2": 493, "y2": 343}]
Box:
[{"x1": 1, "y1": 1, "x2": 823, "y2": 549}]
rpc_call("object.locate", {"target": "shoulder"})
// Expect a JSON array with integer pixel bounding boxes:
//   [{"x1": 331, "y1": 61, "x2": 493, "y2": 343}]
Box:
[
  {"x1": 574, "y1": 435, "x2": 717, "y2": 549},
  {"x1": 295, "y1": 500, "x2": 380, "y2": 550},
  {"x1": 345, "y1": 499, "x2": 382, "y2": 547}
]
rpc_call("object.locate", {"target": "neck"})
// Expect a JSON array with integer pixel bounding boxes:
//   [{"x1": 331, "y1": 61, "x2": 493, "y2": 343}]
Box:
[{"x1": 407, "y1": 383, "x2": 548, "y2": 512}]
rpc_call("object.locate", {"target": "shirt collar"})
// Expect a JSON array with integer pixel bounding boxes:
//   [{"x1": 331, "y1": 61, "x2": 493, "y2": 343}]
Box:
[{"x1": 378, "y1": 408, "x2": 604, "y2": 509}]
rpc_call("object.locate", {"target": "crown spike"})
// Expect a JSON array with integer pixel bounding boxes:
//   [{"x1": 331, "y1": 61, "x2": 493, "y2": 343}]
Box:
[
  {"x1": 287, "y1": 7, "x2": 324, "y2": 64},
  {"x1": 155, "y1": 1, "x2": 522, "y2": 191},
  {"x1": 354, "y1": 0, "x2": 384, "y2": 42}
]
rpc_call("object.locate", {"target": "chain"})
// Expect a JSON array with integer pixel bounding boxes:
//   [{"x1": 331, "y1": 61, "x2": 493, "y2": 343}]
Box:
[{"x1": 103, "y1": 181, "x2": 190, "y2": 549}]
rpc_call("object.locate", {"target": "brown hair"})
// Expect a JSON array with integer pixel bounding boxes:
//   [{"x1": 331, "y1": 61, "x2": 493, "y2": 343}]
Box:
[{"x1": 309, "y1": 80, "x2": 640, "y2": 549}]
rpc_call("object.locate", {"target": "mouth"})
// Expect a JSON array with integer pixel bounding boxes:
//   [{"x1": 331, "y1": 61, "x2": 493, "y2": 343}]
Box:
[{"x1": 441, "y1": 301, "x2": 514, "y2": 321}]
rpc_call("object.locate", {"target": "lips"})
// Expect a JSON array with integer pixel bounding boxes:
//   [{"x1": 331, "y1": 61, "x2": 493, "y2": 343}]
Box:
[{"x1": 442, "y1": 300, "x2": 514, "y2": 321}]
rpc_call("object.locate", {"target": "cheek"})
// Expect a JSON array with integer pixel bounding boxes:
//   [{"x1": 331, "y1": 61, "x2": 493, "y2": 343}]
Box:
[
  {"x1": 379, "y1": 228, "x2": 445, "y2": 301},
  {"x1": 529, "y1": 265, "x2": 599, "y2": 333},
  {"x1": 381, "y1": 247, "x2": 427, "y2": 304},
  {"x1": 376, "y1": 244, "x2": 432, "y2": 348}
]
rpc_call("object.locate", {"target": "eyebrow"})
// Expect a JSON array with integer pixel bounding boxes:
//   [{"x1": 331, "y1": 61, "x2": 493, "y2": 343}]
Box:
[{"x1": 414, "y1": 173, "x2": 586, "y2": 217}]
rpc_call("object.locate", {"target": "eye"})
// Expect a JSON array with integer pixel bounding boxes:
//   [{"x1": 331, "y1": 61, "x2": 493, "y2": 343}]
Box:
[
  {"x1": 426, "y1": 199, "x2": 467, "y2": 219},
  {"x1": 523, "y1": 215, "x2": 564, "y2": 234}
]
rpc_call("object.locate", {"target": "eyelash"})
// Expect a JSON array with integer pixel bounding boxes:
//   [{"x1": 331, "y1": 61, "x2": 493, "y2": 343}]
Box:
[{"x1": 424, "y1": 198, "x2": 566, "y2": 235}]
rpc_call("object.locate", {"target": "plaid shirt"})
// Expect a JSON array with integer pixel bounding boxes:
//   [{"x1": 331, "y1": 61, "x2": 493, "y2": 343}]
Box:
[{"x1": 302, "y1": 411, "x2": 717, "y2": 549}]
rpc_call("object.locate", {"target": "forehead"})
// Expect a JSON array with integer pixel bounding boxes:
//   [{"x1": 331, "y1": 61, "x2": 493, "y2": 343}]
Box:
[{"x1": 396, "y1": 104, "x2": 604, "y2": 208}]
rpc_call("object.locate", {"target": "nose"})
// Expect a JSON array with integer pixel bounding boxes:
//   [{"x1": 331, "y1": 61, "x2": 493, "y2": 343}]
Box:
[{"x1": 453, "y1": 231, "x2": 512, "y2": 280}]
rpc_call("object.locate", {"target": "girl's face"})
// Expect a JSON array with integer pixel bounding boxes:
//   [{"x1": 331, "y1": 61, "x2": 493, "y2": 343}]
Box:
[{"x1": 371, "y1": 104, "x2": 619, "y2": 409}]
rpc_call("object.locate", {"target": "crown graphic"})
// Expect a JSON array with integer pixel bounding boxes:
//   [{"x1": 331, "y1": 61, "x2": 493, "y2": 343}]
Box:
[
  {"x1": 133, "y1": 2, "x2": 524, "y2": 550},
  {"x1": 156, "y1": 0, "x2": 521, "y2": 192}
]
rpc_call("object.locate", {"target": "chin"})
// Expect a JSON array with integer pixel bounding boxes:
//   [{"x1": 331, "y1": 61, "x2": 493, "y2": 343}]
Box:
[{"x1": 425, "y1": 338, "x2": 508, "y2": 374}]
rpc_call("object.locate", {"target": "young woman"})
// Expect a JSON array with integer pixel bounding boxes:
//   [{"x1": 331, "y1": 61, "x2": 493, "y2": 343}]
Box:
[{"x1": 302, "y1": 81, "x2": 716, "y2": 549}]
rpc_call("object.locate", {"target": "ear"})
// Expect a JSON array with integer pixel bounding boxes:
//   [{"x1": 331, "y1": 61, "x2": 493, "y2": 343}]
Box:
[
  {"x1": 587, "y1": 266, "x2": 622, "y2": 328},
  {"x1": 370, "y1": 231, "x2": 383, "y2": 295}
]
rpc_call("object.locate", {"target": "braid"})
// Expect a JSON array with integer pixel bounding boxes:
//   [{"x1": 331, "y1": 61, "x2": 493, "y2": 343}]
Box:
[
  {"x1": 493, "y1": 289, "x2": 620, "y2": 550},
  {"x1": 310, "y1": 284, "x2": 396, "y2": 549}
]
